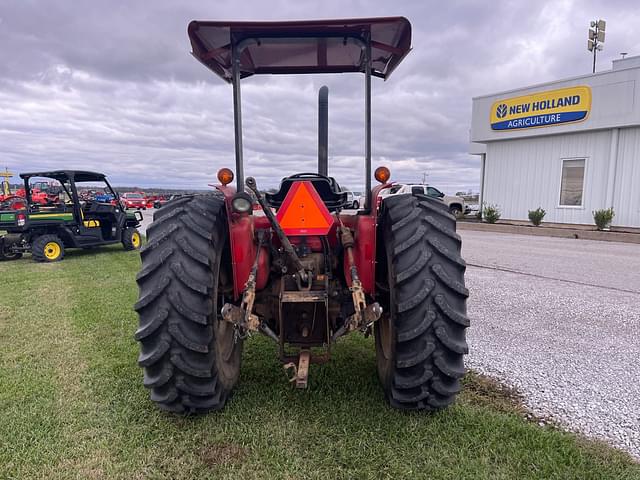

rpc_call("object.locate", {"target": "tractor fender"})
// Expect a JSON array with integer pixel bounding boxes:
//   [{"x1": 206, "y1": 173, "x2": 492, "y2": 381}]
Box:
[
  {"x1": 341, "y1": 182, "x2": 393, "y2": 296},
  {"x1": 342, "y1": 215, "x2": 376, "y2": 294},
  {"x1": 216, "y1": 185, "x2": 270, "y2": 299}
]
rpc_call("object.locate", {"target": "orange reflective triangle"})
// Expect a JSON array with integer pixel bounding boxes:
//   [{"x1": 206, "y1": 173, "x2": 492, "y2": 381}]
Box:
[{"x1": 276, "y1": 181, "x2": 334, "y2": 236}]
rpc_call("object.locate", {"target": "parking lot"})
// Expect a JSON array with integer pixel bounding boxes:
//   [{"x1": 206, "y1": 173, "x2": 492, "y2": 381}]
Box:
[
  {"x1": 462, "y1": 230, "x2": 640, "y2": 458},
  {"x1": 138, "y1": 208, "x2": 154, "y2": 233}
]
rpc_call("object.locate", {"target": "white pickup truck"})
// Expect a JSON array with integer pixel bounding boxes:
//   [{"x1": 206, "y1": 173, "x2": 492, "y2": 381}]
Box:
[
  {"x1": 344, "y1": 191, "x2": 364, "y2": 209},
  {"x1": 379, "y1": 184, "x2": 467, "y2": 216}
]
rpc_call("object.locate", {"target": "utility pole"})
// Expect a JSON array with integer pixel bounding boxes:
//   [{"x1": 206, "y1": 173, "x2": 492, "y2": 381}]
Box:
[{"x1": 588, "y1": 19, "x2": 606, "y2": 73}]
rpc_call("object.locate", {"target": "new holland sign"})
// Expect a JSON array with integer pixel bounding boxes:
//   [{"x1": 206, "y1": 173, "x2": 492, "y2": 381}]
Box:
[{"x1": 490, "y1": 86, "x2": 591, "y2": 131}]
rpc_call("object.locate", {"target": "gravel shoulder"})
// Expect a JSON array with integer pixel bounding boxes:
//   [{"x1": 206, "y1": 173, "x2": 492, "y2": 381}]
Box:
[{"x1": 462, "y1": 230, "x2": 640, "y2": 459}]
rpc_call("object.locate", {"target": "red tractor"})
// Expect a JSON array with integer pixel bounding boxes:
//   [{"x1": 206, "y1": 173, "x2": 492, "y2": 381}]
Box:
[
  {"x1": 0, "y1": 170, "x2": 56, "y2": 209},
  {"x1": 135, "y1": 17, "x2": 469, "y2": 414}
]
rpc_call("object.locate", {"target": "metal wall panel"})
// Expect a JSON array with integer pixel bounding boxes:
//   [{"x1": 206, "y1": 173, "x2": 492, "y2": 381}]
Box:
[
  {"x1": 484, "y1": 130, "x2": 612, "y2": 225},
  {"x1": 613, "y1": 127, "x2": 640, "y2": 227}
]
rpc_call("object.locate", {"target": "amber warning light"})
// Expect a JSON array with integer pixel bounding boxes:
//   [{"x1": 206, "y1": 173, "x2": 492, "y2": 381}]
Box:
[
  {"x1": 374, "y1": 166, "x2": 391, "y2": 183},
  {"x1": 217, "y1": 168, "x2": 234, "y2": 185},
  {"x1": 276, "y1": 181, "x2": 334, "y2": 236}
]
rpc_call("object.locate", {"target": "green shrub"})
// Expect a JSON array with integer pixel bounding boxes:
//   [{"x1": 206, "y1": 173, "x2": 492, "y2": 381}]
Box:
[
  {"x1": 528, "y1": 207, "x2": 546, "y2": 226},
  {"x1": 483, "y1": 203, "x2": 501, "y2": 224},
  {"x1": 593, "y1": 208, "x2": 615, "y2": 230}
]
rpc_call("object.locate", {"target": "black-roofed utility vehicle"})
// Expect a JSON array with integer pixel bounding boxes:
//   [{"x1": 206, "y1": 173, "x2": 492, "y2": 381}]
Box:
[
  {"x1": 135, "y1": 17, "x2": 469, "y2": 414},
  {"x1": 0, "y1": 170, "x2": 143, "y2": 262}
]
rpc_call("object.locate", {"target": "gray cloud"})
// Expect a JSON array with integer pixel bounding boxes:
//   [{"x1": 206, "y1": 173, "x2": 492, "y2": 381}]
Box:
[{"x1": 1, "y1": 0, "x2": 639, "y2": 192}]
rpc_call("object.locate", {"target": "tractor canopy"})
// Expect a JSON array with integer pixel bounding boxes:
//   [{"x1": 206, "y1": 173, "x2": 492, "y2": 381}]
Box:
[{"x1": 188, "y1": 17, "x2": 412, "y2": 82}]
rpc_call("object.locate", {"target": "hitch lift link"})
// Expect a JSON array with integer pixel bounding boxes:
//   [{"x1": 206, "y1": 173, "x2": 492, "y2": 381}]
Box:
[{"x1": 332, "y1": 217, "x2": 382, "y2": 341}]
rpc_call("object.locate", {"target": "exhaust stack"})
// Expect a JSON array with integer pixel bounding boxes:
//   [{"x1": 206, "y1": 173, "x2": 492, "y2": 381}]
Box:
[{"x1": 318, "y1": 86, "x2": 328, "y2": 176}]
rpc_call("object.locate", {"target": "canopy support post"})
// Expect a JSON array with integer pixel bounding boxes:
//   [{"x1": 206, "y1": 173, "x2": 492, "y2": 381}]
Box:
[
  {"x1": 231, "y1": 42, "x2": 244, "y2": 192},
  {"x1": 364, "y1": 35, "x2": 372, "y2": 211}
]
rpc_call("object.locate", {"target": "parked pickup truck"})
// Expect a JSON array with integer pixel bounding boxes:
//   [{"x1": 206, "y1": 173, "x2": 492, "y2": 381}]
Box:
[
  {"x1": 344, "y1": 191, "x2": 364, "y2": 209},
  {"x1": 379, "y1": 184, "x2": 468, "y2": 216}
]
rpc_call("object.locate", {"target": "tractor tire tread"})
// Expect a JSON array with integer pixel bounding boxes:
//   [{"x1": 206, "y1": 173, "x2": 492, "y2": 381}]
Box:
[
  {"x1": 396, "y1": 309, "x2": 436, "y2": 342},
  {"x1": 136, "y1": 248, "x2": 175, "y2": 282},
  {"x1": 134, "y1": 307, "x2": 169, "y2": 340},
  {"x1": 423, "y1": 215, "x2": 462, "y2": 244},
  {"x1": 135, "y1": 194, "x2": 238, "y2": 414},
  {"x1": 377, "y1": 193, "x2": 469, "y2": 411}
]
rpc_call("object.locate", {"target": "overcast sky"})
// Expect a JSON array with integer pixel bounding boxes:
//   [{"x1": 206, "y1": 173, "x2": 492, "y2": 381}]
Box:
[{"x1": 1, "y1": 0, "x2": 639, "y2": 193}]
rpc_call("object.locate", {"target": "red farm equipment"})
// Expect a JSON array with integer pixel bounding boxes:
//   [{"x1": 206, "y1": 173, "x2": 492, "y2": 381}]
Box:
[
  {"x1": 135, "y1": 17, "x2": 469, "y2": 413},
  {"x1": 0, "y1": 169, "x2": 22, "y2": 210},
  {"x1": 1, "y1": 171, "x2": 61, "y2": 211}
]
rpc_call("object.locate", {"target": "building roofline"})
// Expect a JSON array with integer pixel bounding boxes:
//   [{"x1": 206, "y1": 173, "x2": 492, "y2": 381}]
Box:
[{"x1": 471, "y1": 58, "x2": 640, "y2": 101}]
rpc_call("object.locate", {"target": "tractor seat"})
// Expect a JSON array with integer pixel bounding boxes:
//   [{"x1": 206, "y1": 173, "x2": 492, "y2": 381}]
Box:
[
  {"x1": 83, "y1": 219, "x2": 100, "y2": 228},
  {"x1": 265, "y1": 173, "x2": 347, "y2": 212}
]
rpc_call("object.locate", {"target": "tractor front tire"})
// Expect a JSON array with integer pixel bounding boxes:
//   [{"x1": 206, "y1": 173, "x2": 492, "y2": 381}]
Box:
[
  {"x1": 134, "y1": 194, "x2": 242, "y2": 413},
  {"x1": 122, "y1": 227, "x2": 142, "y2": 251},
  {"x1": 32, "y1": 234, "x2": 65, "y2": 262},
  {"x1": 375, "y1": 193, "x2": 469, "y2": 410}
]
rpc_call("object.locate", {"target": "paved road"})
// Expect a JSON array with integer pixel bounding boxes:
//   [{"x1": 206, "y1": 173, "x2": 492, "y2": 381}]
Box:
[
  {"x1": 138, "y1": 209, "x2": 154, "y2": 235},
  {"x1": 461, "y1": 230, "x2": 640, "y2": 458}
]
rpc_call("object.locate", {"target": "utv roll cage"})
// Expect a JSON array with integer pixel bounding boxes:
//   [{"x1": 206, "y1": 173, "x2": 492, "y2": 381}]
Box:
[
  {"x1": 188, "y1": 17, "x2": 412, "y2": 210},
  {"x1": 20, "y1": 170, "x2": 119, "y2": 206}
]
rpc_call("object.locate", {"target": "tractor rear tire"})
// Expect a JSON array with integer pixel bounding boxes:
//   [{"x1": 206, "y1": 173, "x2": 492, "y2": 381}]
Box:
[
  {"x1": 32, "y1": 234, "x2": 65, "y2": 262},
  {"x1": 134, "y1": 194, "x2": 242, "y2": 414},
  {"x1": 122, "y1": 227, "x2": 141, "y2": 251},
  {"x1": 375, "y1": 193, "x2": 469, "y2": 410}
]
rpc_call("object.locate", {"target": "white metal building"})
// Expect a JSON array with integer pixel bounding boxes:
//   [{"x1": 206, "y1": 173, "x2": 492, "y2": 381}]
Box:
[{"x1": 470, "y1": 55, "x2": 640, "y2": 228}]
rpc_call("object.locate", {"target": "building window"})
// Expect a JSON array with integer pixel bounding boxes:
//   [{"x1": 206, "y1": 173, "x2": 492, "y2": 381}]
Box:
[{"x1": 559, "y1": 158, "x2": 585, "y2": 206}]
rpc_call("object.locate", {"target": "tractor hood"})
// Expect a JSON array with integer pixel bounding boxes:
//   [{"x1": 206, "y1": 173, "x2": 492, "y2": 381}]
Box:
[{"x1": 188, "y1": 17, "x2": 412, "y2": 82}]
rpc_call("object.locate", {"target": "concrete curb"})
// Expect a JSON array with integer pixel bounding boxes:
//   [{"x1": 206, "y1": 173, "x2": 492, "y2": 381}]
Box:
[{"x1": 458, "y1": 221, "x2": 640, "y2": 244}]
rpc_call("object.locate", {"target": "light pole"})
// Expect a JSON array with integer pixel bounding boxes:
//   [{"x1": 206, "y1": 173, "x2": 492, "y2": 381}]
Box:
[{"x1": 588, "y1": 19, "x2": 606, "y2": 73}]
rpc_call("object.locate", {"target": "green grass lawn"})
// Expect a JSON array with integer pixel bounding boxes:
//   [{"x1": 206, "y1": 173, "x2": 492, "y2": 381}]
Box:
[{"x1": 1, "y1": 245, "x2": 638, "y2": 479}]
